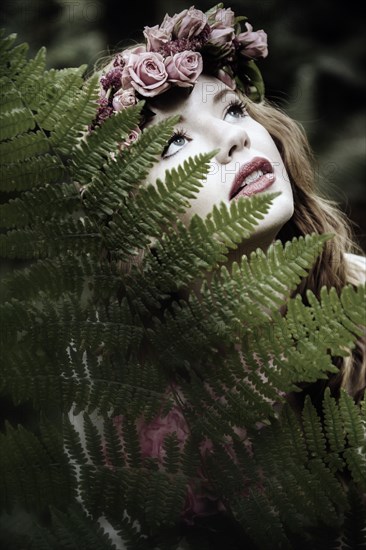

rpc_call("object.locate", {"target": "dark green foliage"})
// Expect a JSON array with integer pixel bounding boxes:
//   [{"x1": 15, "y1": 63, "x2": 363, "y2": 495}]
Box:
[{"x1": 0, "y1": 30, "x2": 365, "y2": 549}]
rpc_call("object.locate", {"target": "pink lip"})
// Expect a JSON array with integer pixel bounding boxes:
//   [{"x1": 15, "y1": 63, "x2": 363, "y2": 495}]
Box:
[{"x1": 229, "y1": 157, "x2": 275, "y2": 200}]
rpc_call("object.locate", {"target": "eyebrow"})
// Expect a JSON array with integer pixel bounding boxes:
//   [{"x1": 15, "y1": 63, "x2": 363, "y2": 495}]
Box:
[
  {"x1": 147, "y1": 87, "x2": 238, "y2": 125},
  {"x1": 175, "y1": 88, "x2": 238, "y2": 123}
]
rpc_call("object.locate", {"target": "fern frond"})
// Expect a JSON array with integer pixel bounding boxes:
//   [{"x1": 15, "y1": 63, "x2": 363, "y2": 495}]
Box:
[
  {"x1": 147, "y1": 235, "x2": 333, "y2": 387},
  {"x1": 121, "y1": 417, "x2": 142, "y2": 469},
  {"x1": 0, "y1": 154, "x2": 64, "y2": 192},
  {"x1": 146, "y1": 471, "x2": 188, "y2": 530},
  {"x1": 162, "y1": 434, "x2": 182, "y2": 475},
  {"x1": 0, "y1": 31, "x2": 18, "y2": 61},
  {"x1": 0, "y1": 43, "x2": 46, "y2": 140},
  {"x1": 322, "y1": 388, "x2": 346, "y2": 471},
  {"x1": 14, "y1": 47, "x2": 46, "y2": 104},
  {"x1": 302, "y1": 396, "x2": 327, "y2": 459},
  {"x1": 207, "y1": 232, "x2": 330, "y2": 326},
  {"x1": 71, "y1": 101, "x2": 144, "y2": 183},
  {"x1": 62, "y1": 415, "x2": 89, "y2": 468},
  {"x1": 127, "y1": 193, "x2": 276, "y2": 312},
  {"x1": 308, "y1": 458, "x2": 348, "y2": 510},
  {"x1": 0, "y1": 228, "x2": 45, "y2": 259},
  {"x1": 49, "y1": 504, "x2": 118, "y2": 550},
  {"x1": 83, "y1": 414, "x2": 106, "y2": 468},
  {"x1": 0, "y1": 422, "x2": 75, "y2": 512},
  {"x1": 0, "y1": 40, "x2": 28, "y2": 78},
  {"x1": 340, "y1": 282, "x2": 366, "y2": 326},
  {"x1": 82, "y1": 114, "x2": 180, "y2": 219},
  {"x1": 339, "y1": 484, "x2": 366, "y2": 549},
  {"x1": 35, "y1": 66, "x2": 87, "y2": 130},
  {"x1": 0, "y1": 253, "x2": 92, "y2": 300},
  {"x1": 0, "y1": 130, "x2": 49, "y2": 164},
  {"x1": 0, "y1": 183, "x2": 78, "y2": 234},
  {"x1": 277, "y1": 285, "x2": 365, "y2": 385},
  {"x1": 231, "y1": 489, "x2": 291, "y2": 550},
  {"x1": 305, "y1": 286, "x2": 365, "y2": 356},
  {"x1": 338, "y1": 391, "x2": 366, "y2": 490},
  {"x1": 0, "y1": 89, "x2": 35, "y2": 140},
  {"x1": 102, "y1": 416, "x2": 125, "y2": 470},
  {"x1": 114, "y1": 515, "x2": 151, "y2": 550},
  {"x1": 0, "y1": 215, "x2": 101, "y2": 259},
  {"x1": 103, "y1": 151, "x2": 213, "y2": 257},
  {"x1": 49, "y1": 74, "x2": 99, "y2": 155},
  {"x1": 0, "y1": 83, "x2": 23, "y2": 114}
]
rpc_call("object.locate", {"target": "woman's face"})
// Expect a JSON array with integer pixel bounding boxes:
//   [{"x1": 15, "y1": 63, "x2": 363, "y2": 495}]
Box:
[{"x1": 146, "y1": 75, "x2": 294, "y2": 254}]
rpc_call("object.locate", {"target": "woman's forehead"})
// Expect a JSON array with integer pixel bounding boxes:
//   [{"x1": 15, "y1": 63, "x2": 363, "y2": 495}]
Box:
[{"x1": 147, "y1": 74, "x2": 237, "y2": 117}]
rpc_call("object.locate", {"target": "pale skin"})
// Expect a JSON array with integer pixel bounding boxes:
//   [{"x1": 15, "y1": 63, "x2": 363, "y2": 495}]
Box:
[{"x1": 145, "y1": 74, "x2": 294, "y2": 258}]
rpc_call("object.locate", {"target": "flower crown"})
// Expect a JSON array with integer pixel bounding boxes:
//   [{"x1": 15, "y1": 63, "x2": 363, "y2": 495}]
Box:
[{"x1": 92, "y1": 3, "x2": 268, "y2": 130}]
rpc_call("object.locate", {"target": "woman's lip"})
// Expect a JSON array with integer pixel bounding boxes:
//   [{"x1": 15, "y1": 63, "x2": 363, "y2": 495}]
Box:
[{"x1": 229, "y1": 157, "x2": 275, "y2": 200}]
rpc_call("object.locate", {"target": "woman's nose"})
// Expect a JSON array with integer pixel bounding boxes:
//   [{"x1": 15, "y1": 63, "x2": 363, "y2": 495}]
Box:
[{"x1": 213, "y1": 123, "x2": 251, "y2": 164}]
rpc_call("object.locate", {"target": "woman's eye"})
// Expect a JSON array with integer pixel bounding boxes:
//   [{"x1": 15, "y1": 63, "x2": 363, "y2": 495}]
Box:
[
  {"x1": 162, "y1": 132, "x2": 189, "y2": 158},
  {"x1": 225, "y1": 101, "x2": 248, "y2": 121}
]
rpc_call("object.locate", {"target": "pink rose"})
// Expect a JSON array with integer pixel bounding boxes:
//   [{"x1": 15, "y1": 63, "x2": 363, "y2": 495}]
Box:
[
  {"x1": 122, "y1": 51, "x2": 170, "y2": 97},
  {"x1": 210, "y1": 7, "x2": 235, "y2": 29},
  {"x1": 143, "y1": 24, "x2": 171, "y2": 52},
  {"x1": 124, "y1": 127, "x2": 141, "y2": 145},
  {"x1": 112, "y1": 87, "x2": 137, "y2": 111},
  {"x1": 121, "y1": 45, "x2": 146, "y2": 62},
  {"x1": 118, "y1": 127, "x2": 142, "y2": 152},
  {"x1": 216, "y1": 68, "x2": 236, "y2": 90},
  {"x1": 166, "y1": 51, "x2": 203, "y2": 87},
  {"x1": 136, "y1": 405, "x2": 189, "y2": 461},
  {"x1": 209, "y1": 27, "x2": 235, "y2": 47},
  {"x1": 237, "y1": 23, "x2": 268, "y2": 59},
  {"x1": 182, "y1": 481, "x2": 226, "y2": 525},
  {"x1": 159, "y1": 12, "x2": 183, "y2": 35},
  {"x1": 174, "y1": 7, "x2": 207, "y2": 39}
]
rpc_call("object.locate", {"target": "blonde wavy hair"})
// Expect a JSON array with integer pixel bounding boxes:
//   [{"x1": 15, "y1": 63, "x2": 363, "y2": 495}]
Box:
[{"x1": 246, "y1": 98, "x2": 365, "y2": 405}]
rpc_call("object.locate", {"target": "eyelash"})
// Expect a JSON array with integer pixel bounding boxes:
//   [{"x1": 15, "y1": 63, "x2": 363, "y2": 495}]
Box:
[
  {"x1": 162, "y1": 126, "x2": 190, "y2": 158},
  {"x1": 225, "y1": 99, "x2": 248, "y2": 117}
]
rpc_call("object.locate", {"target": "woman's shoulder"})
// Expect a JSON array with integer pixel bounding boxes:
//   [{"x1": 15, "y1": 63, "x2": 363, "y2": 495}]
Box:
[{"x1": 344, "y1": 252, "x2": 366, "y2": 285}]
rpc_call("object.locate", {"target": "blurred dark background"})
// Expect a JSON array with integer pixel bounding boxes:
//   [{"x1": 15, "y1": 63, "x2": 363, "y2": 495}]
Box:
[{"x1": 1, "y1": 0, "x2": 365, "y2": 251}]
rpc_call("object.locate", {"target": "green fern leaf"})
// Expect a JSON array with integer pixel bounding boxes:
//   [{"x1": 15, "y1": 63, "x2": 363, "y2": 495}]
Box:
[
  {"x1": 50, "y1": 504, "x2": 118, "y2": 550},
  {"x1": 0, "y1": 183, "x2": 78, "y2": 229},
  {"x1": 232, "y1": 490, "x2": 291, "y2": 549},
  {"x1": 0, "y1": 30, "x2": 18, "y2": 60},
  {"x1": 14, "y1": 47, "x2": 46, "y2": 105},
  {"x1": 0, "y1": 154, "x2": 64, "y2": 192},
  {"x1": 71, "y1": 101, "x2": 144, "y2": 183},
  {"x1": 83, "y1": 115, "x2": 180, "y2": 219},
  {"x1": 0, "y1": 422, "x2": 75, "y2": 511},
  {"x1": 49, "y1": 74, "x2": 99, "y2": 154},
  {"x1": 114, "y1": 515, "x2": 151, "y2": 550},
  {"x1": 302, "y1": 396, "x2": 327, "y2": 459},
  {"x1": 0, "y1": 84, "x2": 23, "y2": 114},
  {"x1": 129, "y1": 193, "x2": 276, "y2": 312},
  {"x1": 83, "y1": 414, "x2": 106, "y2": 468},
  {"x1": 322, "y1": 388, "x2": 347, "y2": 471},
  {"x1": 339, "y1": 390, "x2": 365, "y2": 448},
  {"x1": 0, "y1": 130, "x2": 49, "y2": 164},
  {"x1": 0, "y1": 96, "x2": 35, "y2": 140},
  {"x1": 103, "y1": 151, "x2": 213, "y2": 257},
  {"x1": 35, "y1": 66, "x2": 87, "y2": 130},
  {"x1": 0, "y1": 40, "x2": 28, "y2": 79},
  {"x1": 121, "y1": 417, "x2": 142, "y2": 469}
]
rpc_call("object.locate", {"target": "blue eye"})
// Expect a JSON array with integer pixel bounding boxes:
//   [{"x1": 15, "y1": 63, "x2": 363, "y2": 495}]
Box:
[
  {"x1": 225, "y1": 100, "x2": 248, "y2": 121},
  {"x1": 162, "y1": 129, "x2": 190, "y2": 158}
]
